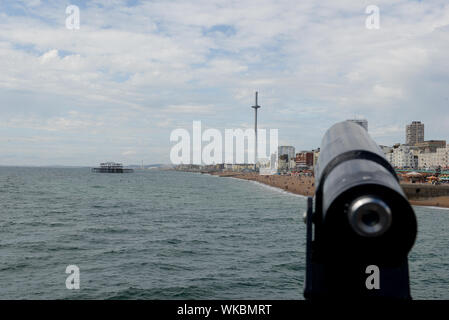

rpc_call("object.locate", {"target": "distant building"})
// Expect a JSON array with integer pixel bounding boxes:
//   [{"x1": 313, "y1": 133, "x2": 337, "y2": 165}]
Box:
[
  {"x1": 231, "y1": 163, "x2": 254, "y2": 172},
  {"x1": 271, "y1": 152, "x2": 278, "y2": 171},
  {"x1": 312, "y1": 148, "x2": 320, "y2": 169},
  {"x1": 385, "y1": 150, "x2": 393, "y2": 164},
  {"x1": 418, "y1": 146, "x2": 449, "y2": 169},
  {"x1": 347, "y1": 119, "x2": 368, "y2": 131},
  {"x1": 439, "y1": 147, "x2": 449, "y2": 169},
  {"x1": 382, "y1": 145, "x2": 394, "y2": 164},
  {"x1": 295, "y1": 151, "x2": 314, "y2": 168},
  {"x1": 278, "y1": 146, "x2": 296, "y2": 171},
  {"x1": 406, "y1": 121, "x2": 424, "y2": 146},
  {"x1": 390, "y1": 145, "x2": 417, "y2": 169},
  {"x1": 278, "y1": 146, "x2": 295, "y2": 160},
  {"x1": 415, "y1": 140, "x2": 446, "y2": 153},
  {"x1": 259, "y1": 153, "x2": 278, "y2": 175},
  {"x1": 278, "y1": 154, "x2": 290, "y2": 172},
  {"x1": 380, "y1": 145, "x2": 393, "y2": 154},
  {"x1": 289, "y1": 159, "x2": 297, "y2": 170}
]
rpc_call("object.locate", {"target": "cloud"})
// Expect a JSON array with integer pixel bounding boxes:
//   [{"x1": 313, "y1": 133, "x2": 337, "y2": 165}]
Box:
[
  {"x1": 0, "y1": 0, "x2": 448, "y2": 165},
  {"x1": 163, "y1": 104, "x2": 215, "y2": 114},
  {"x1": 40, "y1": 49, "x2": 59, "y2": 63},
  {"x1": 1, "y1": 112, "x2": 104, "y2": 132},
  {"x1": 122, "y1": 150, "x2": 137, "y2": 156}
]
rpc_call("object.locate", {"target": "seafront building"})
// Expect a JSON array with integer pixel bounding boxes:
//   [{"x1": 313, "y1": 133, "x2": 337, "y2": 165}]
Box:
[
  {"x1": 380, "y1": 145, "x2": 393, "y2": 155},
  {"x1": 415, "y1": 140, "x2": 446, "y2": 153},
  {"x1": 390, "y1": 145, "x2": 417, "y2": 169},
  {"x1": 278, "y1": 146, "x2": 296, "y2": 172},
  {"x1": 176, "y1": 120, "x2": 447, "y2": 174},
  {"x1": 278, "y1": 146, "x2": 295, "y2": 160},
  {"x1": 312, "y1": 148, "x2": 320, "y2": 168},
  {"x1": 418, "y1": 146, "x2": 449, "y2": 169},
  {"x1": 381, "y1": 121, "x2": 447, "y2": 170},
  {"x1": 384, "y1": 144, "x2": 449, "y2": 170},
  {"x1": 295, "y1": 151, "x2": 314, "y2": 168}
]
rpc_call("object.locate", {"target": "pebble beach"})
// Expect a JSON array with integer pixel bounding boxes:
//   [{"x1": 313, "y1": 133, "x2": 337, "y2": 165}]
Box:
[{"x1": 209, "y1": 171, "x2": 449, "y2": 209}]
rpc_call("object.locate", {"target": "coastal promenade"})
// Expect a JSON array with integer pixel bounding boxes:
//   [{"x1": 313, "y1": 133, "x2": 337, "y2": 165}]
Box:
[{"x1": 208, "y1": 171, "x2": 449, "y2": 208}]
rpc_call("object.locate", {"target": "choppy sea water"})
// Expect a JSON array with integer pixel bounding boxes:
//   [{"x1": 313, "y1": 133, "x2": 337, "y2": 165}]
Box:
[{"x1": 0, "y1": 167, "x2": 447, "y2": 299}]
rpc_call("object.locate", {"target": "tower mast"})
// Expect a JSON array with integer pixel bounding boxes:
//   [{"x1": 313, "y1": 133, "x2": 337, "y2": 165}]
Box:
[{"x1": 251, "y1": 92, "x2": 261, "y2": 171}]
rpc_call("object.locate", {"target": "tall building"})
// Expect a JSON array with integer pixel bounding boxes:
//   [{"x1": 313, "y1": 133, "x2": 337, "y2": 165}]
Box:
[
  {"x1": 406, "y1": 121, "x2": 424, "y2": 146},
  {"x1": 347, "y1": 119, "x2": 368, "y2": 131},
  {"x1": 278, "y1": 146, "x2": 295, "y2": 160},
  {"x1": 278, "y1": 146, "x2": 296, "y2": 171}
]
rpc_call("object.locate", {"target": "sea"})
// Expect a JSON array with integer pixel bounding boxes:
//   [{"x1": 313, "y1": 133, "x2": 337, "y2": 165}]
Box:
[{"x1": 0, "y1": 167, "x2": 447, "y2": 299}]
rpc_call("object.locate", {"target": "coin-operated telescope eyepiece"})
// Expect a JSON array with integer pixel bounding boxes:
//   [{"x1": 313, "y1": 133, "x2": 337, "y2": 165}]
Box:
[
  {"x1": 348, "y1": 195, "x2": 392, "y2": 237},
  {"x1": 304, "y1": 121, "x2": 417, "y2": 300}
]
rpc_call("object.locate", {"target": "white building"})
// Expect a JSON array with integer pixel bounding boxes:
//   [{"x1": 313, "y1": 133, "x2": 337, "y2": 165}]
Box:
[
  {"x1": 380, "y1": 145, "x2": 393, "y2": 154},
  {"x1": 384, "y1": 151, "x2": 393, "y2": 164},
  {"x1": 289, "y1": 159, "x2": 297, "y2": 170},
  {"x1": 418, "y1": 147, "x2": 449, "y2": 169},
  {"x1": 312, "y1": 148, "x2": 320, "y2": 168},
  {"x1": 259, "y1": 153, "x2": 279, "y2": 175},
  {"x1": 389, "y1": 145, "x2": 416, "y2": 168},
  {"x1": 271, "y1": 152, "x2": 278, "y2": 171},
  {"x1": 440, "y1": 147, "x2": 449, "y2": 168}
]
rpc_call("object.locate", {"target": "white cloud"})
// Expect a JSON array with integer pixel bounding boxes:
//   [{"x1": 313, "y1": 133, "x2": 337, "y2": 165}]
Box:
[
  {"x1": 40, "y1": 49, "x2": 59, "y2": 63},
  {"x1": 372, "y1": 85, "x2": 403, "y2": 99},
  {"x1": 122, "y1": 150, "x2": 137, "y2": 156},
  {"x1": 0, "y1": 0, "x2": 448, "y2": 165},
  {"x1": 163, "y1": 104, "x2": 215, "y2": 114}
]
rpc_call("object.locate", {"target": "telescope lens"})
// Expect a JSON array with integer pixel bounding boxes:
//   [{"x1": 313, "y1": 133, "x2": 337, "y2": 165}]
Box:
[
  {"x1": 361, "y1": 211, "x2": 380, "y2": 227},
  {"x1": 348, "y1": 196, "x2": 392, "y2": 237}
]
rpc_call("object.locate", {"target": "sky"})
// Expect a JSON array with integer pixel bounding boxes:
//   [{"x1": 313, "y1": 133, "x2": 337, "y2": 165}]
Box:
[{"x1": 0, "y1": 0, "x2": 448, "y2": 166}]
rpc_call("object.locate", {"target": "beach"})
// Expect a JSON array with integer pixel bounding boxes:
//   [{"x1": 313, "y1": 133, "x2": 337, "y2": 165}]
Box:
[
  {"x1": 211, "y1": 172, "x2": 315, "y2": 197},
  {"x1": 209, "y1": 171, "x2": 449, "y2": 209}
]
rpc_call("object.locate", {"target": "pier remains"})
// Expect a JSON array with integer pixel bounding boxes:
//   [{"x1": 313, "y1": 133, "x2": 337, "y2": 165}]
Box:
[{"x1": 91, "y1": 162, "x2": 134, "y2": 173}]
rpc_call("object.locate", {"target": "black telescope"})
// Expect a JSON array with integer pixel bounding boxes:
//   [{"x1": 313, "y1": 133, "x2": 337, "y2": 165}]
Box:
[{"x1": 304, "y1": 121, "x2": 417, "y2": 300}]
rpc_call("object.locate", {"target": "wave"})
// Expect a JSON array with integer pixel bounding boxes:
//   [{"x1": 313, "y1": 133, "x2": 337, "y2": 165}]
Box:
[
  {"x1": 105, "y1": 285, "x2": 210, "y2": 300},
  {"x1": 415, "y1": 205, "x2": 449, "y2": 211},
  {"x1": 228, "y1": 177, "x2": 309, "y2": 199}
]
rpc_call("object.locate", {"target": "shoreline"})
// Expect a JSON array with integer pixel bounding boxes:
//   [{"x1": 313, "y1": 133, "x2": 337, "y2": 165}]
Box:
[{"x1": 207, "y1": 171, "x2": 449, "y2": 209}]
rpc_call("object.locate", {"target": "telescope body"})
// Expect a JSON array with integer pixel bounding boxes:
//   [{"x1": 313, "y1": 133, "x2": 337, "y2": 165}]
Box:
[{"x1": 304, "y1": 121, "x2": 417, "y2": 300}]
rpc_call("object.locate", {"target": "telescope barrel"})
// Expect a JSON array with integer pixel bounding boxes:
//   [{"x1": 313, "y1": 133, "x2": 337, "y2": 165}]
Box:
[
  {"x1": 305, "y1": 121, "x2": 417, "y2": 299},
  {"x1": 314, "y1": 121, "x2": 417, "y2": 259}
]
